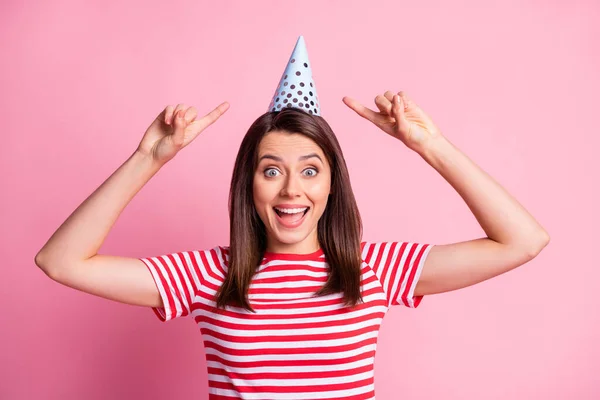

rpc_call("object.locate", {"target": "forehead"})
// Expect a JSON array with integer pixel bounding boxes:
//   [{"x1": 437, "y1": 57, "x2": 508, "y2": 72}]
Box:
[{"x1": 258, "y1": 131, "x2": 324, "y2": 159}]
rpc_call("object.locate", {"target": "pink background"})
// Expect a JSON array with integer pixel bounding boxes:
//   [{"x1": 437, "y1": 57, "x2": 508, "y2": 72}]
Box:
[{"x1": 2, "y1": 0, "x2": 598, "y2": 398}]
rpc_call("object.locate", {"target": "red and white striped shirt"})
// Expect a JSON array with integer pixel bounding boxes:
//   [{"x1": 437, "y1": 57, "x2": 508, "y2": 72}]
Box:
[{"x1": 140, "y1": 241, "x2": 433, "y2": 399}]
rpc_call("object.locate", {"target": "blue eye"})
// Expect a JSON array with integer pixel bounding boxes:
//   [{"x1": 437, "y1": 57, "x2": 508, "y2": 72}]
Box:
[
  {"x1": 303, "y1": 168, "x2": 318, "y2": 177},
  {"x1": 263, "y1": 167, "x2": 318, "y2": 178},
  {"x1": 264, "y1": 168, "x2": 280, "y2": 177}
]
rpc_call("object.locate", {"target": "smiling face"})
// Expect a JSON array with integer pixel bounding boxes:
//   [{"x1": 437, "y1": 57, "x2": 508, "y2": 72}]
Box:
[{"x1": 253, "y1": 130, "x2": 332, "y2": 254}]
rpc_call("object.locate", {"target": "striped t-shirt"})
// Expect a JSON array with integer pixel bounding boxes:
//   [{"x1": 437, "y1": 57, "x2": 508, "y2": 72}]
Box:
[{"x1": 140, "y1": 241, "x2": 434, "y2": 399}]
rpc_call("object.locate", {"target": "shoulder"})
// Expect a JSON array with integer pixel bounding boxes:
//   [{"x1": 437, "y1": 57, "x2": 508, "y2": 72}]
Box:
[
  {"x1": 205, "y1": 245, "x2": 229, "y2": 264},
  {"x1": 360, "y1": 240, "x2": 384, "y2": 259},
  {"x1": 183, "y1": 245, "x2": 229, "y2": 275},
  {"x1": 191, "y1": 245, "x2": 229, "y2": 279},
  {"x1": 360, "y1": 241, "x2": 430, "y2": 266}
]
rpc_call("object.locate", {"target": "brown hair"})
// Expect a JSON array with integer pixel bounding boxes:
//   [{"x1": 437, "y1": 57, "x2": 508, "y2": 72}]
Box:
[{"x1": 215, "y1": 108, "x2": 363, "y2": 312}]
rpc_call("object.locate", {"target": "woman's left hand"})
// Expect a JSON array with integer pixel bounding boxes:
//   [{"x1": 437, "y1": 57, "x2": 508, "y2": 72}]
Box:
[{"x1": 343, "y1": 91, "x2": 442, "y2": 153}]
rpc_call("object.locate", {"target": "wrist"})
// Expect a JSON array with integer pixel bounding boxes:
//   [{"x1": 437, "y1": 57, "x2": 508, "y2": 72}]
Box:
[
  {"x1": 415, "y1": 134, "x2": 453, "y2": 166},
  {"x1": 132, "y1": 148, "x2": 165, "y2": 171}
]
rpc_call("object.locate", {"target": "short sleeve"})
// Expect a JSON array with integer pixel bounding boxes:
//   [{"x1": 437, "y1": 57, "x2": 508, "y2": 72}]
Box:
[
  {"x1": 361, "y1": 241, "x2": 434, "y2": 308},
  {"x1": 139, "y1": 246, "x2": 226, "y2": 322}
]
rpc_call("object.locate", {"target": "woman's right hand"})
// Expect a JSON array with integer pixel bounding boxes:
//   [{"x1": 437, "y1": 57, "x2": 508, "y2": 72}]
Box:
[{"x1": 137, "y1": 102, "x2": 230, "y2": 165}]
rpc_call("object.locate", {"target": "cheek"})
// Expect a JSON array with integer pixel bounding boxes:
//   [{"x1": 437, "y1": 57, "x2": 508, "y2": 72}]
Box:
[
  {"x1": 253, "y1": 177, "x2": 276, "y2": 208},
  {"x1": 307, "y1": 180, "x2": 331, "y2": 206}
]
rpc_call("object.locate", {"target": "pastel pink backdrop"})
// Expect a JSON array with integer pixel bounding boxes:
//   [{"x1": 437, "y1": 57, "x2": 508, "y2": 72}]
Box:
[{"x1": 1, "y1": 0, "x2": 598, "y2": 399}]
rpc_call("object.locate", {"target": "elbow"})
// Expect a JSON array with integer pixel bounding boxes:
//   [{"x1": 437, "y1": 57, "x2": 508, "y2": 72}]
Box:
[
  {"x1": 525, "y1": 230, "x2": 550, "y2": 259},
  {"x1": 34, "y1": 251, "x2": 46, "y2": 270},
  {"x1": 34, "y1": 252, "x2": 58, "y2": 280}
]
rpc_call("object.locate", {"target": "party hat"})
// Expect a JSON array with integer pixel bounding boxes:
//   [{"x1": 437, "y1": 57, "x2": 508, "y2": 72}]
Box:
[{"x1": 268, "y1": 36, "x2": 321, "y2": 116}]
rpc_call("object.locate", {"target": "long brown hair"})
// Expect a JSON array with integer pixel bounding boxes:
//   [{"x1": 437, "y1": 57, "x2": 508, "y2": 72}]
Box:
[{"x1": 215, "y1": 108, "x2": 363, "y2": 312}]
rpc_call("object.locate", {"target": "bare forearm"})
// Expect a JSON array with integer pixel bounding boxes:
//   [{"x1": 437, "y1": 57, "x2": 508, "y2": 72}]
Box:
[
  {"x1": 36, "y1": 150, "x2": 163, "y2": 268},
  {"x1": 418, "y1": 135, "x2": 549, "y2": 252}
]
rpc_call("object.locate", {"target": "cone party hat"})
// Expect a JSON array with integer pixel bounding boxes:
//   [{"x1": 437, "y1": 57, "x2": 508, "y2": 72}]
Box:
[{"x1": 268, "y1": 36, "x2": 321, "y2": 116}]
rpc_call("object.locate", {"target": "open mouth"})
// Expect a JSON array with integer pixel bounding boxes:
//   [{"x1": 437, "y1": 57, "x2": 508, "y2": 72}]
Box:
[
  {"x1": 273, "y1": 207, "x2": 310, "y2": 228},
  {"x1": 273, "y1": 207, "x2": 310, "y2": 218}
]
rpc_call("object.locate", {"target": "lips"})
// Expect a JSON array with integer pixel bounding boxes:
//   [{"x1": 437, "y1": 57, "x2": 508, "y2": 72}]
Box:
[
  {"x1": 273, "y1": 207, "x2": 310, "y2": 217},
  {"x1": 273, "y1": 206, "x2": 310, "y2": 228}
]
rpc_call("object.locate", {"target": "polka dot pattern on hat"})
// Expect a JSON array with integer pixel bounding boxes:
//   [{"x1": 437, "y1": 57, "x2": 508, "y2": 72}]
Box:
[{"x1": 268, "y1": 36, "x2": 321, "y2": 116}]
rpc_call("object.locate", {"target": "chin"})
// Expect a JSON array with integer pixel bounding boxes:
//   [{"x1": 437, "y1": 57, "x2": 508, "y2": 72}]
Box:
[
  {"x1": 272, "y1": 231, "x2": 311, "y2": 245},
  {"x1": 269, "y1": 218, "x2": 318, "y2": 247},
  {"x1": 270, "y1": 219, "x2": 310, "y2": 239}
]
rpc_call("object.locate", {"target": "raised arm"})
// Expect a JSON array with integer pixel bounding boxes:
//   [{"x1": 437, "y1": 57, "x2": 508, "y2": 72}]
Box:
[
  {"x1": 412, "y1": 131, "x2": 549, "y2": 296},
  {"x1": 343, "y1": 91, "x2": 549, "y2": 297},
  {"x1": 35, "y1": 102, "x2": 229, "y2": 307}
]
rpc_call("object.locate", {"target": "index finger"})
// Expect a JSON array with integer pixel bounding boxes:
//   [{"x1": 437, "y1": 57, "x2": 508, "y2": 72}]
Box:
[
  {"x1": 191, "y1": 101, "x2": 230, "y2": 132},
  {"x1": 342, "y1": 96, "x2": 380, "y2": 123}
]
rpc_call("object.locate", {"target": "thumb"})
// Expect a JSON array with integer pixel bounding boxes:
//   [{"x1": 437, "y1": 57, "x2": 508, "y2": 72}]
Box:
[
  {"x1": 392, "y1": 94, "x2": 411, "y2": 135},
  {"x1": 171, "y1": 109, "x2": 187, "y2": 148}
]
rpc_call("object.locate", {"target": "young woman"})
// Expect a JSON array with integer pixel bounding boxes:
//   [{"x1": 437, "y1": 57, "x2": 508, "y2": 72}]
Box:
[{"x1": 35, "y1": 90, "x2": 549, "y2": 399}]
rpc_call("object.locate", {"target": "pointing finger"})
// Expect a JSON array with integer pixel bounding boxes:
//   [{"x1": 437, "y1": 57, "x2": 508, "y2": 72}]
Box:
[
  {"x1": 189, "y1": 101, "x2": 230, "y2": 134},
  {"x1": 342, "y1": 96, "x2": 379, "y2": 123}
]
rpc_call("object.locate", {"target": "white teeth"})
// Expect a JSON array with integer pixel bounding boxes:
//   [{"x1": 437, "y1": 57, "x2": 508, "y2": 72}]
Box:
[{"x1": 274, "y1": 207, "x2": 308, "y2": 214}]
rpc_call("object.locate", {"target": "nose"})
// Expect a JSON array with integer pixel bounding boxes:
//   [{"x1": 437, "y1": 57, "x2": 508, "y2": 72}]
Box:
[{"x1": 280, "y1": 175, "x2": 301, "y2": 197}]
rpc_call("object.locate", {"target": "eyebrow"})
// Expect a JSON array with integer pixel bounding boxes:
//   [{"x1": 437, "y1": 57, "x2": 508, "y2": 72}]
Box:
[{"x1": 258, "y1": 153, "x2": 323, "y2": 163}]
